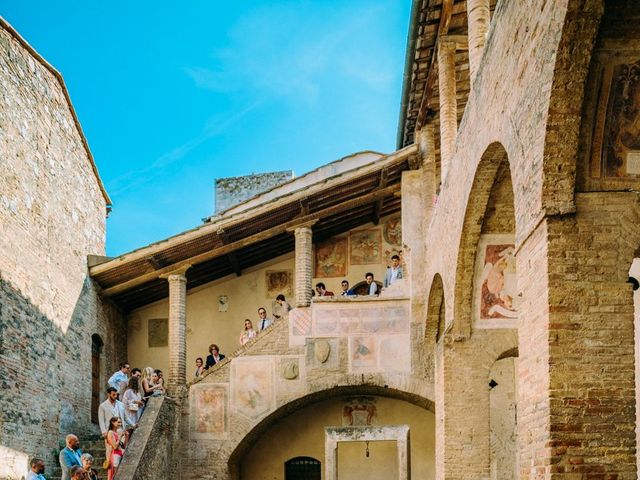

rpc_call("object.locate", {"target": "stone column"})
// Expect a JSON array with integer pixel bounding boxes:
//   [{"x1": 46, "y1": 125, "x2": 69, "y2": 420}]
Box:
[
  {"x1": 161, "y1": 265, "x2": 191, "y2": 395},
  {"x1": 437, "y1": 37, "x2": 457, "y2": 180},
  {"x1": 416, "y1": 123, "x2": 438, "y2": 191},
  {"x1": 467, "y1": 0, "x2": 490, "y2": 83},
  {"x1": 289, "y1": 220, "x2": 317, "y2": 307}
]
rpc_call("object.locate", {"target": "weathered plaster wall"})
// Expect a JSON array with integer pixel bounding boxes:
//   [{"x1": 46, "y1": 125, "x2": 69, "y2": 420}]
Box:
[
  {"x1": 127, "y1": 255, "x2": 295, "y2": 375},
  {"x1": 240, "y1": 396, "x2": 435, "y2": 480},
  {"x1": 0, "y1": 22, "x2": 125, "y2": 479}
]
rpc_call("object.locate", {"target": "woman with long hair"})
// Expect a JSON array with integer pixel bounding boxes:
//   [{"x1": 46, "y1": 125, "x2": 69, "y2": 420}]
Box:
[
  {"x1": 105, "y1": 417, "x2": 125, "y2": 480},
  {"x1": 239, "y1": 319, "x2": 257, "y2": 345},
  {"x1": 122, "y1": 376, "x2": 144, "y2": 427},
  {"x1": 141, "y1": 366, "x2": 162, "y2": 399}
]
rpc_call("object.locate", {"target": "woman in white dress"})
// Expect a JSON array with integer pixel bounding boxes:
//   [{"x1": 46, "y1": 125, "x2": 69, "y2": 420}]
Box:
[{"x1": 122, "y1": 377, "x2": 144, "y2": 427}]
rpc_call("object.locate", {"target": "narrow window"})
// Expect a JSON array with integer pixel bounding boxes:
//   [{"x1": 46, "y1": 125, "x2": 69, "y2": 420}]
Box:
[{"x1": 285, "y1": 457, "x2": 321, "y2": 480}]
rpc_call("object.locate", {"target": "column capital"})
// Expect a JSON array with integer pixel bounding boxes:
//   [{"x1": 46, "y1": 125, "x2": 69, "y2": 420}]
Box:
[
  {"x1": 438, "y1": 34, "x2": 467, "y2": 51},
  {"x1": 286, "y1": 219, "x2": 318, "y2": 233},
  {"x1": 159, "y1": 264, "x2": 192, "y2": 281}
]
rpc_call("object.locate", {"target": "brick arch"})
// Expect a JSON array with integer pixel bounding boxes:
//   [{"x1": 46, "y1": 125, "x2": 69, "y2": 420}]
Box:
[
  {"x1": 425, "y1": 273, "x2": 445, "y2": 343},
  {"x1": 452, "y1": 142, "x2": 513, "y2": 338},
  {"x1": 541, "y1": 0, "x2": 604, "y2": 214},
  {"x1": 227, "y1": 379, "x2": 434, "y2": 479}
]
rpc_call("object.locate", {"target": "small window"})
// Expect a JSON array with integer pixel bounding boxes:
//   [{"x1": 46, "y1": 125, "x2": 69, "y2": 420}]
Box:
[{"x1": 285, "y1": 456, "x2": 321, "y2": 480}]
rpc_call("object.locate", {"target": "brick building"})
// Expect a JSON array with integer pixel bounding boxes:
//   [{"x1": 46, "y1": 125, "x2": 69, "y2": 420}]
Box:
[{"x1": 2, "y1": 1, "x2": 640, "y2": 479}]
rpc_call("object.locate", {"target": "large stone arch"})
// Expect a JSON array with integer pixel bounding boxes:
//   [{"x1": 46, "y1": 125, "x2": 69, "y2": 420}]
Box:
[
  {"x1": 541, "y1": 0, "x2": 604, "y2": 214},
  {"x1": 227, "y1": 382, "x2": 434, "y2": 479},
  {"x1": 452, "y1": 142, "x2": 514, "y2": 338}
]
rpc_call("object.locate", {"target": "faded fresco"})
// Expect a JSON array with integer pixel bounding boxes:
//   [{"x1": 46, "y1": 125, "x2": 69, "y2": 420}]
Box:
[
  {"x1": 350, "y1": 229, "x2": 382, "y2": 265},
  {"x1": 265, "y1": 270, "x2": 293, "y2": 298},
  {"x1": 342, "y1": 397, "x2": 377, "y2": 426},
  {"x1": 604, "y1": 59, "x2": 640, "y2": 177},
  {"x1": 379, "y1": 335, "x2": 411, "y2": 372},
  {"x1": 474, "y1": 235, "x2": 518, "y2": 327},
  {"x1": 148, "y1": 318, "x2": 168, "y2": 347},
  {"x1": 190, "y1": 383, "x2": 227, "y2": 438},
  {"x1": 231, "y1": 356, "x2": 275, "y2": 420},
  {"x1": 350, "y1": 336, "x2": 378, "y2": 370},
  {"x1": 315, "y1": 236, "x2": 348, "y2": 277},
  {"x1": 382, "y1": 216, "x2": 402, "y2": 246},
  {"x1": 312, "y1": 303, "x2": 410, "y2": 337}
]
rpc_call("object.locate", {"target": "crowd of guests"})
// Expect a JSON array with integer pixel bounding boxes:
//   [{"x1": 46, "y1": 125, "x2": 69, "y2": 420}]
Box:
[
  {"x1": 316, "y1": 254, "x2": 404, "y2": 297},
  {"x1": 191, "y1": 256, "x2": 403, "y2": 379},
  {"x1": 26, "y1": 362, "x2": 168, "y2": 480}
]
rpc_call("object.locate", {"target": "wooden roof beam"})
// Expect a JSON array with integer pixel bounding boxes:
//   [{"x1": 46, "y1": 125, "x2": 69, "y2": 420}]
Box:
[
  {"x1": 416, "y1": 0, "x2": 455, "y2": 130},
  {"x1": 227, "y1": 253, "x2": 242, "y2": 277},
  {"x1": 99, "y1": 183, "x2": 401, "y2": 296},
  {"x1": 372, "y1": 169, "x2": 388, "y2": 225},
  {"x1": 217, "y1": 228, "x2": 242, "y2": 277}
]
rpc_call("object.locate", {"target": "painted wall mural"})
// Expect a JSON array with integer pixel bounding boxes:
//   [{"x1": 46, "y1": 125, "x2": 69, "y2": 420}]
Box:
[
  {"x1": 603, "y1": 59, "x2": 640, "y2": 177},
  {"x1": 147, "y1": 318, "x2": 168, "y2": 347},
  {"x1": 350, "y1": 229, "x2": 382, "y2": 265},
  {"x1": 231, "y1": 356, "x2": 276, "y2": 420},
  {"x1": 382, "y1": 216, "x2": 402, "y2": 246},
  {"x1": 342, "y1": 397, "x2": 378, "y2": 426},
  {"x1": 315, "y1": 236, "x2": 348, "y2": 278},
  {"x1": 190, "y1": 383, "x2": 228, "y2": 438},
  {"x1": 265, "y1": 270, "x2": 293, "y2": 299},
  {"x1": 473, "y1": 234, "x2": 518, "y2": 328}
]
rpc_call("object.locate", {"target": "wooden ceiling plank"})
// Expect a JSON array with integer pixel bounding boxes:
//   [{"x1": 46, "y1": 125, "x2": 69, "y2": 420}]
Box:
[
  {"x1": 416, "y1": 0, "x2": 454, "y2": 129},
  {"x1": 100, "y1": 183, "x2": 401, "y2": 296}
]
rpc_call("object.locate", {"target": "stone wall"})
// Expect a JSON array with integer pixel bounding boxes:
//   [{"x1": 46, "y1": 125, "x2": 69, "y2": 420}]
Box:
[
  {"x1": 169, "y1": 296, "x2": 432, "y2": 479},
  {"x1": 214, "y1": 171, "x2": 293, "y2": 214},
  {"x1": 115, "y1": 397, "x2": 178, "y2": 480},
  {"x1": 0, "y1": 21, "x2": 125, "y2": 479}
]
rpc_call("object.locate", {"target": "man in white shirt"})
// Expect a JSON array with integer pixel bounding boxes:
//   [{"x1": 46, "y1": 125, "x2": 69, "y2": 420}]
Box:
[
  {"x1": 98, "y1": 387, "x2": 127, "y2": 437},
  {"x1": 257, "y1": 307, "x2": 273, "y2": 331},
  {"x1": 107, "y1": 362, "x2": 130, "y2": 398},
  {"x1": 383, "y1": 255, "x2": 404, "y2": 288}
]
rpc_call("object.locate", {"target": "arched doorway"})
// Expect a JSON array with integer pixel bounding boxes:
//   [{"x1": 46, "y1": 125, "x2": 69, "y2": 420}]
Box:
[{"x1": 91, "y1": 334, "x2": 104, "y2": 424}]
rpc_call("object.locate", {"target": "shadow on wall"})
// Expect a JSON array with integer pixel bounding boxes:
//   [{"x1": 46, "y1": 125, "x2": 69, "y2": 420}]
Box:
[{"x1": 0, "y1": 276, "x2": 125, "y2": 479}]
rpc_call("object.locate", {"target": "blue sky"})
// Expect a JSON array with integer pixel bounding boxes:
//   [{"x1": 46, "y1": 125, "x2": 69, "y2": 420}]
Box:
[{"x1": 3, "y1": 1, "x2": 411, "y2": 256}]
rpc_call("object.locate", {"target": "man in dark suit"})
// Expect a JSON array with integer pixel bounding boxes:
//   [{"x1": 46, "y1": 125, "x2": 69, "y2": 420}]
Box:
[{"x1": 205, "y1": 344, "x2": 226, "y2": 369}]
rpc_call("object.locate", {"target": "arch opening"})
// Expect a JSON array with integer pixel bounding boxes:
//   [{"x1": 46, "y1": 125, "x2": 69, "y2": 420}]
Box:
[{"x1": 229, "y1": 385, "x2": 435, "y2": 480}]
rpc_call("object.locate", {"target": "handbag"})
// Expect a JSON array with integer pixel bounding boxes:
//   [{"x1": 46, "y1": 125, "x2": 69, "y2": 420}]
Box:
[
  {"x1": 102, "y1": 457, "x2": 110, "y2": 470},
  {"x1": 129, "y1": 402, "x2": 139, "y2": 412}
]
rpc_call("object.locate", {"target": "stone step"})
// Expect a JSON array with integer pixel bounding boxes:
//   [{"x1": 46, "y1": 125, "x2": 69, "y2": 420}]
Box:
[{"x1": 48, "y1": 437, "x2": 109, "y2": 480}]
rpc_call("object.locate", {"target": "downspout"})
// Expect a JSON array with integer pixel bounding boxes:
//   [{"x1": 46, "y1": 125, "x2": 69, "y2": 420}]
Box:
[{"x1": 395, "y1": 0, "x2": 421, "y2": 150}]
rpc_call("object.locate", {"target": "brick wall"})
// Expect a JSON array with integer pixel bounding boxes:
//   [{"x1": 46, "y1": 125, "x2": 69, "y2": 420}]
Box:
[{"x1": 0, "y1": 23, "x2": 125, "y2": 479}]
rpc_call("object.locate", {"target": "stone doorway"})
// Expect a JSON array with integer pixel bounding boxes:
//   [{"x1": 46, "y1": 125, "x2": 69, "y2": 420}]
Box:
[
  {"x1": 324, "y1": 425, "x2": 410, "y2": 480},
  {"x1": 91, "y1": 334, "x2": 104, "y2": 424}
]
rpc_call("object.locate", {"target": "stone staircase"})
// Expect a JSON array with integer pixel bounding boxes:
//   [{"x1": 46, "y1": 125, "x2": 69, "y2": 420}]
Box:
[{"x1": 47, "y1": 435, "x2": 108, "y2": 480}]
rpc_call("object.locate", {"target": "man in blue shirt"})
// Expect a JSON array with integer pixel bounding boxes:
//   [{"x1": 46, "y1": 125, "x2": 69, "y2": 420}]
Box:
[
  {"x1": 26, "y1": 458, "x2": 46, "y2": 480},
  {"x1": 59, "y1": 434, "x2": 82, "y2": 480},
  {"x1": 107, "y1": 362, "x2": 130, "y2": 398},
  {"x1": 340, "y1": 280, "x2": 355, "y2": 296}
]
